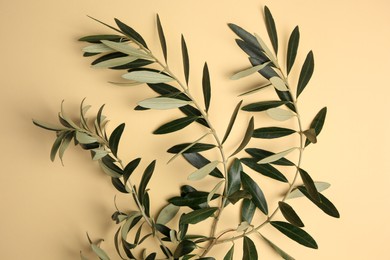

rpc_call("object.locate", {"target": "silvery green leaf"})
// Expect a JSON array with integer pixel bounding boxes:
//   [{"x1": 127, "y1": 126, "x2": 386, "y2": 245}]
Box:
[
  {"x1": 76, "y1": 131, "x2": 98, "y2": 144},
  {"x1": 270, "y1": 76, "x2": 288, "y2": 91},
  {"x1": 92, "y1": 56, "x2": 138, "y2": 68},
  {"x1": 91, "y1": 244, "x2": 110, "y2": 260},
  {"x1": 254, "y1": 33, "x2": 276, "y2": 63},
  {"x1": 207, "y1": 180, "x2": 224, "y2": 205},
  {"x1": 123, "y1": 71, "x2": 173, "y2": 84},
  {"x1": 286, "y1": 182, "x2": 331, "y2": 200},
  {"x1": 236, "y1": 221, "x2": 250, "y2": 232},
  {"x1": 50, "y1": 131, "x2": 67, "y2": 162},
  {"x1": 32, "y1": 119, "x2": 66, "y2": 131},
  {"x1": 261, "y1": 234, "x2": 295, "y2": 260},
  {"x1": 92, "y1": 149, "x2": 109, "y2": 160},
  {"x1": 156, "y1": 204, "x2": 180, "y2": 225},
  {"x1": 258, "y1": 147, "x2": 297, "y2": 164},
  {"x1": 231, "y1": 61, "x2": 271, "y2": 80},
  {"x1": 121, "y1": 212, "x2": 142, "y2": 241},
  {"x1": 101, "y1": 40, "x2": 152, "y2": 60},
  {"x1": 59, "y1": 131, "x2": 74, "y2": 163},
  {"x1": 238, "y1": 83, "x2": 272, "y2": 97},
  {"x1": 138, "y1": 97, "x2": 191, "y2": 110},
  {"x1": 187, "y1": 160, "x2": 219, "y2": 181},
  {"x1": 266, "y1": 108, "x2": 295, "y2": 121},
  {"x1": 82, "y1": 43, "x2": 113, "y2": 53},
  {"x1": 108, "y1": 81, "x2": 143, "y2": 87}
]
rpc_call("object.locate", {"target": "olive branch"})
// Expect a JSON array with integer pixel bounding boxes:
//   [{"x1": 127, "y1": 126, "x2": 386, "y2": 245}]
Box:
[{"x1": 33, "y1": 6, "x2": 339, "y2": 260}]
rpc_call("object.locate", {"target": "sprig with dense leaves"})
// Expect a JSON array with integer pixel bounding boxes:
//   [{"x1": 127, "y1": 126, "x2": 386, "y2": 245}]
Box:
[
  {"x1": 33, "y1": 101, "x2": 172, "y2": 259},
  {"x1": 34, "y1": 5, "x2": 339, "y2": 260}
]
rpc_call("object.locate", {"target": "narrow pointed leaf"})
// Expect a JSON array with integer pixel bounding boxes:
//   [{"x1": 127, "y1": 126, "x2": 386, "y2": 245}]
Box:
[
  {"x1": 226, "y1": 158, "x2": 243, "y2": 197},
  {"x1": 202, "y1": 63, "x2": 211, "y2": 112},
  {"x1": 123, "y1": 158, "x2": 141, "y2": 185},
  {"x1": 298, "y1": 187, "x2": 340, "y2": 218},
  {"x1": 254, "y1": 33, "x2": 276, "y2": 63},
  {"x1": 242, "y1": 100, "x2": 287, "y2": 112},
  {"x1": 92, "y1": 149, "x2": 109, "y2": 161},
  {"x1": 169, "y1": 191, "x2": 219, "y2": 207},
  {"x1": 50, "y1": 131, "x2": 67, "y2": 162},
  {"x1": 109, "y1": 123, "x2": 125, "y2": 157},
  {"x1": 258, "y1": 147, "x2": 297, "y2": 164},
  {"x1": 287, "y1": 26, "x2": 300, "y2": 74},
  {"x1": 270, "y1": 221, "x2": 318, "y2": 249},
  {"x1": 99, "y1": 156, "x2": 123, "y2": 178},
  {"x1": 173, "y1": 240, "x2": 197, "y2": 258},
  {"x1": 305, "y1": 107, "x2": 327, "y2": 146},
  {"x1": 228, "y1": 23, "x2": 260, "y2": 50},
  {"x1": 123, "y1": 70, "x2": 173, "y2": 83},
  {"x1": 154, "y1": 116, "x2": 198, "y2": 135},
  {"x1": 145, "y1": 253, "x2": 156, "y2": 260},
  {"x1": 207, "y1": 180, "x2": 224, "y2": 205},
  {"x1": 181, "y1": 35, "x2": 190, "y2": 85},
  {"x1": 240, "y1": 172, "x2": 268, "y2": 214},
  {"x1": 156, "y1": 204, "x2": 180, "y2": 225},
  {"x1": 298, "y1": 168, "x2": 320, "y2": 202},
  {"x1": 167, "y1": 142, "x2": 215, "y2": 154},
  {"x1": 79, "y1": 34, "x2": 124, "y2": 43},
  {"x1": 92, "y1": 56, "x2": 138, "y2": 68},
  {"x1": 245, "y1": 148, "x2": 295, "y2": 166},
  {"x1": 270, "y1": 77, "x2": 288, "y2": 91},
  {"x1": 222, "y1": 100, "x2": 243, "y2": 144},
  {"x1": 100, "y1": 40, "x2": 151, "y2": 59},
  {"x1": 223, "y1": 245, "x2": 234, "y2": 260},
  {"x1": 253, "y1": 127, "x2": 295, "y2": 139},
  {"x1": 138, "y1": 97, "x2": 191, "y2": 110},
  {"x1": 264, "y1": 6, "x2": 278, "y2": 55},
  {"x1": 59, "y1": 131, "x2": 73, "y2": 163},
  {"x1": 267, "y1": 108, "x2": 295, "y2": 121},
  {"x1": 156, "y1": 14, "x2": 167, "y2": 62},
  {"x1": 286, "y1": 182, "x2": 331, "y2": 200},
  {"x1": 238, "y1": 83, "x2": 272, "y2": 97},
  {"x1": 180, "y1": 207, "x2": 218, "y2": 225},
  {"x1": 231, "y1": 62, "x2": 271, "y2": 80},
  {"x1": 261, "y1": 235, "x2": 295, "y2": 260},
  {"x1": 179, "y1": 105, "x2": 209, "y2": 128},
  {"x1": 241, "y1": 199, "x2": 256, "y2": 223},
  {"x1": 241, "y1": 158, "x2": 288, "y2": 182},
  {"x1": 182, "y1": 152, "x2": 223, "y2": 178},
  {"x1": 230, "y1": 117, "x2": 254, "y2": 157},
  {"x1": 91, "y1": 244, "x2": 110, "y2": 260},
  {"x1": 33, "y1": 119, "x2": 66, "y2": 131},
  {"x1": 243, "y1": 236, "x2": 258, "y2": 260},
  {"x1": 278, "y1": 201, "x2": 304, "y2": 227},
  {"x1": 187, "y1": 161, "x2": 219, "y2": 181},
  {"x1": 114, "y1": 18, "x2": 148, "y2": 48},
  {"x1": 297, "y1": 51, "x2": 314, "y2": 97},
  {"x1": 82, "y1": 43, "x2": 113, "y2": 53},
  {"x1": 138, "y1": 160, "x2": 156, "y2": 201}
]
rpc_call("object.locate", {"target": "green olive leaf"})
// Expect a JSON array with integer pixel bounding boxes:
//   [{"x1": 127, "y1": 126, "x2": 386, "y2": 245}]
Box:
[
  {"x1": 270, "y1": 221, "x2": 318, "y2": 249},
  {"x1": 156, "y1": 204, "x2": 180, "y2": 225},
  {"x1": 261, "y1": 235, "x2": 295, "y2": 260},
  {"x1": 202, "y1": 63, "x2": 211, "y2": 112},
  {"x1": 180, "y1": 207, "x2": 218, "y2": 225},
  {"x1": 264, "y1": 6, "x2": 278, "y2": 55},
  {"x1": 181, "y1": 35, "x2": 190, "y2": 85},
  {"x1": 243, "y1": 236, "x2": 258, "y2": 260},
  {"x1": 222, "y1": 100, "x2": 243, "y2": 144},
  {"x1": 278, "y1": 201, "x2": 304, "y2": 227},
  {"x1": 287, "y1": 26, "x2": 300, "y2": 74},
  {"x1": 240, "y1": 171, "x2": 268, "y2": 214},
  {"x1": 230, "y1": 116, "x2": 254, "y2": 157},
  {"x1": 156, "y1": 14, "x2": 167, "y2": 62},
  {"x1": 296, "y1": 50, "x2": 314, "y2": 98}
]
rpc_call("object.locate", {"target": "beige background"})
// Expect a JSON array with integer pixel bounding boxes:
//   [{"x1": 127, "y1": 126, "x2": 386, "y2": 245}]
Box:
[{"x1": 1, "y1": 0, "x2": 389, "y2": 259}]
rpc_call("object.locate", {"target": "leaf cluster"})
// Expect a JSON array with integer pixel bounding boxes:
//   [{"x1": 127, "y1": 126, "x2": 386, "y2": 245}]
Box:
[{"x1": 34, "y1": 6, "x2": 339, "y2": 260}]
